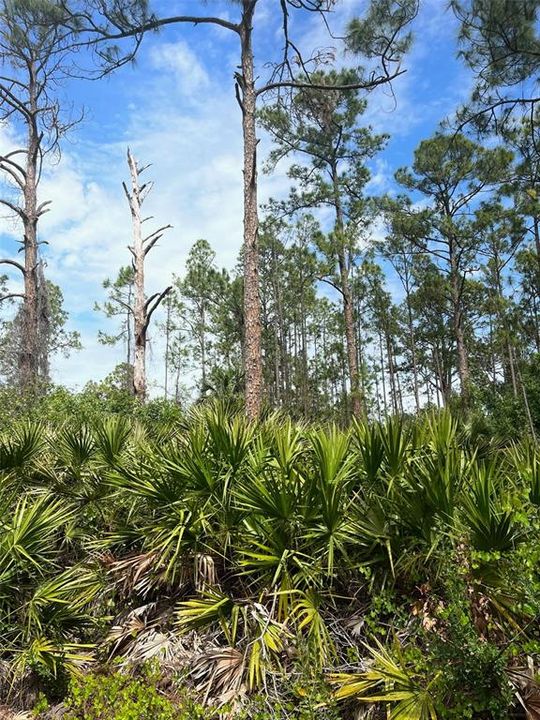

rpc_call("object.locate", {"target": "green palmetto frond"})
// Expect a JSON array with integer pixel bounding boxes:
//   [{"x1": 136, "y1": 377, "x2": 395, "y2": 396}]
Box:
[
  {"x1": 56, "y1": 424, "x2": 96, "y2": 469},
  {"x1": 93, "y1": 415, "x2": 132, "y2": 465},
  {"x1": 461, "y1": 459, "x2": 521, "y2": 552},
  {"x1": 509, "y1": 440, "x2": 540, "y2": 507},
  {"x1": 354, "y1": 420, "x2": 385, "y2": 485},
  {"x1": 380, "y1": 415, "x2": 412, "y2": 480},
  {"x1": 424, "y1": 409, "x2": 458, "y2": 458},
  {"x1": 0, "y1": 421, "x2": 46, "y2": 474},
  {"x1": 177, "y1": 589, "x2": 237, "y2": 640},
  {"x1": 330, "y1": 639, "x2": 439, "y2": 720},
  {"x1": 289, "y1": 589, "x2": 336, "y2": 668},
  {"x1": 23, "y1": 564, "x2": 104, "y2": 641},
  {"x1": 10, "y1": 637, "x2": 94, "y2": 679},
  {"x1": 177, "y1": 590, "x2": 287, "y2": 690},
  {"x1": 0, "y1": 494, "x2": 74, "y2": 580}
]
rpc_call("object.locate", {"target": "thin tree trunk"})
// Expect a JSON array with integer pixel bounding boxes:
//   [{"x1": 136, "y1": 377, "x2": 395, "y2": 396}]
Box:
[
  {"x1": 533, "y1": 215, "x2": 540, "y2": 291},
  {"x1": 393, "y1": 337, "x2": 404, "y2": 414},
  {"x1": 164, "y1": 295, "x2": 171, "y2": 398},
  {"x1": 126, "y1": 283, "x2": 133, "y2": 370},
  {"x1": 300, "y1": 302, "x2": 309, "y2": 417},
  {"x1": 200, "y1": 303, "x2": 207, "y2": 390},
  {"x1": 405, "y1": 289, "x2": 420, "y2": 412},
  {"x1": 450, "y1": 265, "x2": 470, "y2": 401},
  {"x1": 374, "y1": 372, "x2": 381, "y2": 421},
  {"x1": 331, "y1": 166, "x2": 362, "y2": 418},
  {"x1": 433, "y1": 347, "x2": 444, "y2": 407},
  {"x1": 378, "y1": 331, "x2": 388, "y2": 416},
  {"x1": 385, "y1": 327, "x2": 398, "y2": 414},
  {"x1": 515, "y1": 360, "x2": 536, "y2": 439}
]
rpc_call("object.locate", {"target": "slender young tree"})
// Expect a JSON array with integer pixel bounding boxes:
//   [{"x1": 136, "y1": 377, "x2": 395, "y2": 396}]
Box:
[
  {"x1": 62, "y1": 0, "x2": 417, "y2": 419},
  {"x1": 96, "y1": 265, "x2": 135, "y2": 380},
  {"x1": 379, "y1": 199, "x2": 423, "y2": 411},
  {"x1": 176, "y1": 239, "x2": 225, "y2": 394}
]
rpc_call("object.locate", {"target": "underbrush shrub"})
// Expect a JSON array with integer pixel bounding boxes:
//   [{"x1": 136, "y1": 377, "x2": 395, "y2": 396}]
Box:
[
  {"x1": 57, "y1": 667, "x2": 212, "y2": 720},
  {"x1": 406, "y1": 572, "x2": 516, "y2": 719}
]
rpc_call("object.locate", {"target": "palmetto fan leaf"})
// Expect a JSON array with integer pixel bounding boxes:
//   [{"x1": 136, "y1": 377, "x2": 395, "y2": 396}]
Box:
[
  {"x1": 330, "y1": 639, "x2": 439, "y2": 719},
  {"x1": 56, "y1": 424, "x2": 96, "y2": 469},
  {"x1": 0, "y1": 422, "x2": 46, "y2": 475},
  {"x1": 0, "y1": 494, "x2": 74, "y2": 580},
  {"x1": 177, "y1": 590, "x2": 288, "y2": 691},
  {"x1": 23, "y1": 564, "x2": 104, "y2": 641},
  {"x1": 93, "y1": 415, "x2": 132, "y2": 465},
  {"x1": 461, "y1": 459, "x2": 521, "y2": 552},
  {"x1": 354, "y1": 420, "x2": 385, "y2": 485}
]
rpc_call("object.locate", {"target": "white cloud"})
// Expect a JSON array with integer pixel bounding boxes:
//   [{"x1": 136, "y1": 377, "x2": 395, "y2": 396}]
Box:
[{"x1": 149, "y1": 41, "x2": 210, "y2": 94}]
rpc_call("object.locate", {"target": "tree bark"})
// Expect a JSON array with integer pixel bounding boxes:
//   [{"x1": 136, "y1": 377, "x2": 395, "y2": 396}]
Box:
[
  {"x1": 239, "y1": 0, "x2": 263, "y2": 421},
  {"x1": 449, "y1": 248, "x2": 470, "y2": 401},
  {"x1": 332, "y1": 166, "x2": 362, "y2": 418},
  {"x1": 164, "y1": 294, "x2": 171, "y2": 398},
  {"x1": 378, "y1": 330, "x2": 388, "y2": 416},
  {"x1": 403, "y1": 271, "x2": 421, "y2": 412},
  {"x1": 19, "y1": 65, "x2": 40, "y2": 392}
]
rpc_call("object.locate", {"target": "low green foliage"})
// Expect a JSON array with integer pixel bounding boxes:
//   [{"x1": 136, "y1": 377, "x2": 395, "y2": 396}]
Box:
[
  {"x1": 1, "y1": 403, "x2": 540, "y2": 718},
  {"x1": 62, "y1": 669, "x2": 209, "y2": 720}
]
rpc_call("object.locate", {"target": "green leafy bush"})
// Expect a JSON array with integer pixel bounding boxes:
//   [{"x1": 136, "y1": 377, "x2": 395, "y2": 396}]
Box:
[{"x1": 62, "y1": 669, "x2": 210, "y2": 720}]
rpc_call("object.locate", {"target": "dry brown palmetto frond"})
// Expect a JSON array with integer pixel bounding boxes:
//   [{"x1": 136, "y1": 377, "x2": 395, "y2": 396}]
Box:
[
  {"x1": 120, "y1": 629, "x2": 186, "y2": 666},
  {"x1": 0, "y1": 663, "x2": 40, "y2": 713},
  {"x1": 0, "y1": 709, "x2": 32, "y2": 720},
  {"x1": 195, "y1": 553, "x2": 218, "y2": 591},
  {"x1": 107, "y1": 551, "x2": 166, "y2": 598},
  {"x1": 508, "y1": 659, "x2": 540, "y2": 720},
  {"x1": 191, "y1": 645, "x2": 246, "y2": 706},
  {"x1": 105, "y1": 603, "x2": 186, "y2": 666}
]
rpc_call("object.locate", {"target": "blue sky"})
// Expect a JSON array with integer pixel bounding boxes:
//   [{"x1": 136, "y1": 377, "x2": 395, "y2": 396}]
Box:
[{"x1": 0, "y1": 0, "x2": 472, "y2": 393}]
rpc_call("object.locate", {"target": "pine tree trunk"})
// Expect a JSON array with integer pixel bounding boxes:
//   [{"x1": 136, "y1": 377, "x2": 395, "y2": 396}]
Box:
[
  {"x1": 533, "y1": 216, "x2": 540, "y2": 292},
  {"x1": 378, "y1": 331, "x2": 388, "y2": 416},
  {"x1": 493, "y1": 266, "x2": 518, "y2": 398},
  {"x1": 332, "y1": 167, "x2": 362, "y2": 418},
  {"x1": 405, "y1": 289, "x2": 421, "y2": 412},
  {"x1": 449, "y1": 257, "x2": 470, "y2": 401},
  {"x1": 385, "y1": 327, "x2": 399, "y2": 414},
  {"x1": 200, "y1": 304, "x2": 207, "y2": 391},
  {"x1": 240, "y1": 1, "x2": 263, "y2": 421},
  {"x1": 19, "y1": 75, "x2": 40, "y2": 392}
]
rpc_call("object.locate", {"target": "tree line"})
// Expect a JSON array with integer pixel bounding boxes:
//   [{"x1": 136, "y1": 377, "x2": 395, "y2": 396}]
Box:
[{"x1": 0, "y1": 0, "x2": 539, "y2": 431}]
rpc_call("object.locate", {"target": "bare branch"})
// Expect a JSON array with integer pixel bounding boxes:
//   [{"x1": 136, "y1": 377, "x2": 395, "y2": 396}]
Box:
[
  {"x1": 36, "y1": 200, "x2": 52, "y2": 216},
  {"x1": 143, "y1": 224, "x2": 172, "y2": 255},
  {"x1": 0, "y1": 198, "x2": 25, "y2": 219},
  {"x1": 145, "y1": 286, "x2": 172, "y2": 327},
  {"x1": 0, "y1": 258, "x2": 25, "y2": 274}
]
